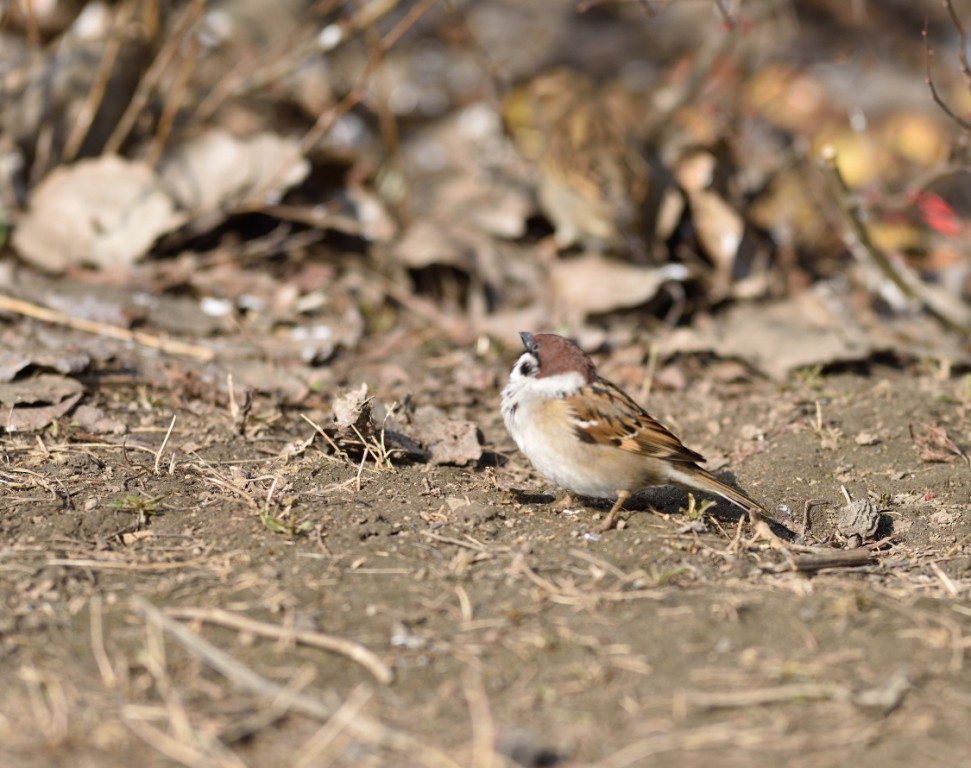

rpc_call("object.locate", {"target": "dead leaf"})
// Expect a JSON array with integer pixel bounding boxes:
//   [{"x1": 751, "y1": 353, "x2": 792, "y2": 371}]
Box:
[
  {"x1": 551, "y1": 254, "x2": 688, "y2": 320},
  {"x1": 218, "y1": 359, "x2": 311, "y2": 403},
  {"x1": 332, "y1": 383, "x2": 371, "y2": 429},
  {"x1": 72, "y1": 404, "x2": 126, "y2": 435},
  {"x1": 395, "y1": 221, "x2": 468, "y2": 270},
  {"x1": 654, "y1": 282, "x2": 873, "y2": 380},
  {"x1": 0, "y1": 374, "x2": 84, "y2": 432},
  {"x1": 398, "y1": 404, "x2": 482, "y2": 466},
  {"x1": 397, "y1": 103, "x2": 533, "y2": 272},
  {"x1": 159, "y1": 129, "x2": 310, "y2": 223},
  {"x1": 909, "y1": 422, "x2": 970, "y2": 466},
  {"x1": 12, "y1": 156, "x2": 184, "y2": 272},
  {"x1": 0, "y1": 347, "x2": 92, "y2": 383}
]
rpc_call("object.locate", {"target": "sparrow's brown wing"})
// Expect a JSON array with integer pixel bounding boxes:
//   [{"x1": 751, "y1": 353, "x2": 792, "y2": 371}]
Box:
[{"x1": 565, "y1": 378, "x2": 706, "y2": 464}]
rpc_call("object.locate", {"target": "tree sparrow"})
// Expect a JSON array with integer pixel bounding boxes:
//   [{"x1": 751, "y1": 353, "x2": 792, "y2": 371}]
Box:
[{"x1": 501, "y1": 332, "x2": 784, "y2": 532}]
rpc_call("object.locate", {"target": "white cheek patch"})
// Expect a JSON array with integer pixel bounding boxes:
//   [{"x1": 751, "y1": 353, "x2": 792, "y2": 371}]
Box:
[{"x1": 530, "y1": 371, "x2": 585, "y2": 398}]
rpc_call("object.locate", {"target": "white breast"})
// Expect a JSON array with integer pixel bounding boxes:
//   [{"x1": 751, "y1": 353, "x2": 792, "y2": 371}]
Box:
[{"x1": 501, "y1": 370, "x2": 619, "y2": 499}]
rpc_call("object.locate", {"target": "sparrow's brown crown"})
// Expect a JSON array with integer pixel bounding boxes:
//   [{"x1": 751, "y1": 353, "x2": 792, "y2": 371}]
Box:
[{"x1": 520, "y1": 332, "x2": 596, "y2": 382}]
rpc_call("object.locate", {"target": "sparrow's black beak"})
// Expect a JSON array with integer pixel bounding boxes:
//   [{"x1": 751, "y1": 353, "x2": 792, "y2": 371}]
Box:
[{"x1": 519, "y1": 331, "x2": 534, "y2": 351}]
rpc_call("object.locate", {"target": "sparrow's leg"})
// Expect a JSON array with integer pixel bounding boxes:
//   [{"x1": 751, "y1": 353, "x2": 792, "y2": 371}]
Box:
[{"x1": 597, "y1": 490, "x2": 631, "y2": 532}]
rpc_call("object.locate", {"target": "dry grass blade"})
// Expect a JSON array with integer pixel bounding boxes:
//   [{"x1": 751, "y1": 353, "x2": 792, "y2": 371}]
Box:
[
  {"x1": 164, "y1": 606, "x2": 394, "y2": 684},
  {"x1": 591, "y1": 721, "x2": 883, "y2": 768},
  {"x1": 124, "y1": 718, "x2": 245, "y2": 768},
  {"x1": 132, "y1": 597, "x2": 459, "y2": 768},
  {"x1": 126, "y1": 608, "x2": 248, "y2": 768},
  {"x1": 220, "y1": 666, "x2": 318, "y2": 745},
  {"x1": 46, "y1": 558, "x2": 216, "y2": 572},
  {"x1": 154, "y1": 415, "x2": 177, "y2": 475},
  {"x1": 292, "y1": 685, "x2": 374, "y2": 768},
  {"x1": 463, "y1": 667, "x2": 497, "y2": 768},
  {"x1": 683, "y1": 681, "x2": 848, "y2": 710},
  {"x1": 89, "y1": 596, "x2": 117, "y2": 689}
]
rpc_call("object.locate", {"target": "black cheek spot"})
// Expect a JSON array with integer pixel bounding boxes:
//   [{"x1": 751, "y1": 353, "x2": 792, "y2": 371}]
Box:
[{"x1": 509, "y1": 403, "x2": 518, "y2": 416}]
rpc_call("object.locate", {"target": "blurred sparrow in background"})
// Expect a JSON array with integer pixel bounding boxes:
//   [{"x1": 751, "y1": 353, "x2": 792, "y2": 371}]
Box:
[
  {"x1": 502, "y1": 332, "x2": 775, "y2": 532},
  {"x1": 503, "y1": 69, "x2": 651, "y2": 257}
]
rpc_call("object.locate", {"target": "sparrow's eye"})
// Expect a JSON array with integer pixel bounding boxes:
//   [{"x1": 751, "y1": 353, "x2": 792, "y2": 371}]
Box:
[{"x1": 518, "y1": 358, "x2": 535, "y2": 377}]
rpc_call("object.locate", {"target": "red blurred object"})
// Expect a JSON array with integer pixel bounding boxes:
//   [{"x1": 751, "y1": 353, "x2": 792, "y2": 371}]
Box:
[{"x1": 915, "y1": 192, "x2": 961, "y2": 237}]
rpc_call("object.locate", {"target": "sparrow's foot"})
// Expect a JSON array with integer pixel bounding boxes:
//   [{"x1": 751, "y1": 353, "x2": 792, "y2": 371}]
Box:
[
  {"x1": 551, "y1": 493, "x2": 576, "y2": 513},
  {"x1": 596, "y1": 490, "x2": 631, "y2": 532}
]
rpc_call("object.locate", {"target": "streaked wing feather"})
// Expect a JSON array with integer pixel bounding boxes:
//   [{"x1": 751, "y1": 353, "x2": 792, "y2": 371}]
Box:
[{"x1": 565, "y1": 380, "x2": 706, "y2": 464}]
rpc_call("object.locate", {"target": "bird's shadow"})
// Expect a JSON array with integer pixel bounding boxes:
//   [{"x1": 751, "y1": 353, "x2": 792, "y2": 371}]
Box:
[{"x1": 512, "y1": 471, "x2": 800, "y2": 536}]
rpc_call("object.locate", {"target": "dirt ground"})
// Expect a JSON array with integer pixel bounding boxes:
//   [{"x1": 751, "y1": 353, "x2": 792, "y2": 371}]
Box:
[
  {"x1": 3, "y1": 348, "x2": 971, "y2": 768},
  {"x1": 4, "y1": 1, "x2": 971, "y2": 766}
]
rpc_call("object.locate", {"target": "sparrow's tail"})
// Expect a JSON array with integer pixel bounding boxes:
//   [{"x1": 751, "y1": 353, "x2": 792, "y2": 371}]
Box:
[{"x1": 671, "y1": 465, "x2": 798, "y2": 535}]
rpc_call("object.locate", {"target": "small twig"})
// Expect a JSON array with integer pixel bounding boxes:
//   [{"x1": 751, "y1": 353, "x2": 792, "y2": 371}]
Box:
[
  {"x1": 710, "y1": 0, "x2": 737, "y2": 29},
  {"x1": 105, "y1": 0, "x2": 205, "y2": 155},
  {"x1": 514, "y1": 554, "x2": 565, "y2": 595},
  {"x1": 194, "y1": 0, "x2": 411, "y2": 123},
  {"x1": 227, "y1": 0, "x2": 437, "y2": 212},
  {"x1": 642, "y1": 13, "x2": 738, "y2": 146},
  {"x1": 0, "y1": 295, "x2": 214, "y2": 361},
  {"x1": 924, "y1": 2, "x2": 971, "y2": 132},
  {"x1": 296, "y1": 0, "x2": 439, "y2": 159},
  {"x1": 944, "y1": 0, "x2": 971, "y2": 86},
  {"x1": 144, "y1": 5, "x2": 200, "y2": 167},
  {"x1": 164, "y1": 606, "x2": 394, "y2": 685},
  {"x1": 359, "y1": 3, "x2": 402, "y2": 166},
  {"x1": 767, "y1": 547, "x2": 876, "y2": 573},
  {"x1": 819, "y1": 146, "x2": 971, "y2": 335},
  {"x1": 61, "y1": 0, "x2": 136, "y2": 162}
]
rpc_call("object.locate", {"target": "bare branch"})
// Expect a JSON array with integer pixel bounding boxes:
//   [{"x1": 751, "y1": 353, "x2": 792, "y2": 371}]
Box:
[{"x1": 924, "y1": 5, "x2": 971, "y2": 131}]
